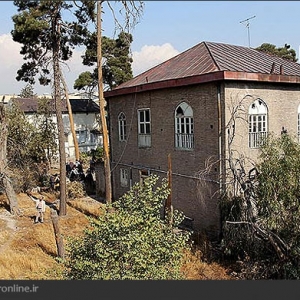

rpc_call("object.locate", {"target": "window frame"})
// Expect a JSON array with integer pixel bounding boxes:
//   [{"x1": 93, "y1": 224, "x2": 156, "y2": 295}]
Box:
[
  {"x1": 120, "y1": 168, "x2": 129, "y2": 187},
  {"x1": 139, "y1": 168, "x2": 150, "y2": 185},
  {"x1": 76, "y1": 129, "x2": 87, "y2": 144},
  {"x1": 174, "y1": 102, "x2": 194, "y2": 150},
  {"x1": 137, "y1": 108, "x2": 151, "y2": 148},
  {"x1": 118, "y1": 112, "x2": 127, "y2": 142},
  {"x1": 248, "y1": 99, "x2": 268, "y2": 149}
]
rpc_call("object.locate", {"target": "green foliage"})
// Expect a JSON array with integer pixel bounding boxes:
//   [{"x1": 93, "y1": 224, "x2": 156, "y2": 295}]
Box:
[
  {"x1": 256, "y1": 134, "x2": 300, "y2": 267},
  {"x1": 7, "y1": 102, "x2": 35, "y2": 167},
  {"x1": 73, "y1": 71, "x2": 96, "y2": 92},
  {"x1": 19, "y1": 83, "x2": 37, "y2": 98},
  {"x1": 6, "y1": 100, "x2": 57, "y2": 191},
  {"x1": 89, "y1": 146, "x2": 104, "y2": 162},
  {"x1": 12, "y1": 0, "x2": 96, "y2": 85},
  {"x1": 74, "y1": 31, "x2": 134, "y2": 92},
  {"x1": 256, "y1": 43, "x2": 297, "y2": 62},
  {"x1": 64, "y1": 175, "x2": 191, "y2": 279},
  {"x1": 7, "y1": 99, "x2": 57, "y2": 165},
  {"x1": 221, "y1": 134, "x2": 300, "y2": 278}
]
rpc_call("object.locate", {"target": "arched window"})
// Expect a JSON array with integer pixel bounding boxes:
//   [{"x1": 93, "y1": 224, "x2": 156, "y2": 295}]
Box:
[
  {"x1": 248, "y1": 99, "x2": 268, "y2": 148},
  {"x1": 175, "y1": 102, "x2": 194, "y2": 149},
  {"x1": 118, "y1": 112, "x2": 127, "y2": 141}
]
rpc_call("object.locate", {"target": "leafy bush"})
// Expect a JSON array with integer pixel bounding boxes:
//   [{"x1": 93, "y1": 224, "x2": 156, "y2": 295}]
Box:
[
  {"x1": 63, "y1": 175, "x2": 191, "y2": 279},
  {"x1": 221, "y1": 134, "x2": 300, "y2": 279}
]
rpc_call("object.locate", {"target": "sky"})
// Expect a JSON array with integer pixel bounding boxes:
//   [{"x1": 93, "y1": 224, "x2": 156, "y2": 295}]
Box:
[{"x1": 0, "y1": 1, "x2": 300, "y2": 95}]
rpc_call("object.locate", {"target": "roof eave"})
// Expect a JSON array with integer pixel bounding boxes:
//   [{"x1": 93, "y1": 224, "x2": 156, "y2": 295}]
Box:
[
  {"x1": 223, "y1": 71, "x2": 300, "y2": 84},
  {"x1": 104, "y1": 71, "x2": 300, "y2": 98},
  {"x1": 104, "y1": 71, "x2": 226, "y2": 97}
]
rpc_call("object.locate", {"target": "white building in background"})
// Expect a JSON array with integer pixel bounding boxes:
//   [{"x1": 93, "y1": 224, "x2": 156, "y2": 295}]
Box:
[{"x1": 8, "y1": 95, "x2": 103, "y2": 162}]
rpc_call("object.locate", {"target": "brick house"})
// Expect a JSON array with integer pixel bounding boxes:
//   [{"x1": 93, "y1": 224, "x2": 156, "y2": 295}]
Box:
[
  {"x1": 10, "y1": 96, "x2": 102, "y2": 161},
  {"x1": 103, "y1": 41, "x2": 300, "y2": 239}
]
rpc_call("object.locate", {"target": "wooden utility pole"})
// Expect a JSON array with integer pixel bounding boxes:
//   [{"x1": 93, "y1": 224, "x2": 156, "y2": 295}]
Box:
[
  {"x1": 97, "y1": 1, "x2": 112, "y2": 205},
  {"x1": 164, "y1": 154, "x2": 173, "y2": 225},
  {"x1": 60, "y1": 71, "x2": 80, "y2": 161}
]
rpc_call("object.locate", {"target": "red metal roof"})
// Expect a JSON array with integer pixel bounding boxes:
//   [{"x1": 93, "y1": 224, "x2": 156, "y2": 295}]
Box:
[{"x1": 105, "y1": 41, "x2": 300, "y2": 97}]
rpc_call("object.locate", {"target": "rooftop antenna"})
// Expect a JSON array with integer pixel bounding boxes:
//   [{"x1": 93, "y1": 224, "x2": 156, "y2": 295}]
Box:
[{"x1": 240, "y1": 15, "x2": 256, "y2": 48}]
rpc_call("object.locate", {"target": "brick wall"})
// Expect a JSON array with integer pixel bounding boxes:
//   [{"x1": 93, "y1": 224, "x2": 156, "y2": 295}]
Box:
[
  {"x1": 104, "y1": 79, "x2": 300, "y2": 239},
  {"x1": 224, "y1": 82, "x2": 300, "y2": 164},
  {"x1": 107, "y1": 82, "x2": 221, "y2": 238}
]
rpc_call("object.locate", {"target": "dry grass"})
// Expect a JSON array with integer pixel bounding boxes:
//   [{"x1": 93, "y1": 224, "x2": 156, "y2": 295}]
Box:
[
  {"x1": 0, "y1": 193, "x2": 233, "y2": 280},
  {"x1": 181, "y1": 249, "x2": 233, "y2": 280},
  {"x1": 0, "y1": 192, "x2": 102, "y2": 280},
  {"x1": 67, "y1": 198, "x2": 105, "y2": 217}
]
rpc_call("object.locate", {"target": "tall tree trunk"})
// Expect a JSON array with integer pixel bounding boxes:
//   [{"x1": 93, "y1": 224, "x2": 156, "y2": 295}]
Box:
[
  {"x1": 53, "y1": 15, "x2": 67, "y2": 216},
  {"x1": 0, "y1": 104, "x2": 20, "y2": 215},
  {"x1": 60, "y1": 70, "x2": 80, "y2": 161},
  {"x1": 97, "y1": 1, "x2": 112, "y2": 205}
]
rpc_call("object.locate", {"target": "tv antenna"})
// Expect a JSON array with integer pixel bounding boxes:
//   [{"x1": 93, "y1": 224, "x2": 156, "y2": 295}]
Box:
[{"x1": 240, "y1": 15, "x2": 256, "y2": 48}]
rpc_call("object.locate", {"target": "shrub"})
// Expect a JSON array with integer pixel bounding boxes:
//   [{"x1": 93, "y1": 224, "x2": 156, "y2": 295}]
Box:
[{"x1": 63, "y1": 175, "x2": 191, "y2": 279}]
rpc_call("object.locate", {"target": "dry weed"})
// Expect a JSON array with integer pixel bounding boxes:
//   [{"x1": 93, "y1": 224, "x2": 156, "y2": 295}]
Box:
[
  {"x1": 181, "y1": 248, "x2": 232, "y2": 280},
  {"x1": 0, "y1": 193, "x2": 101, "y2": 279},
  {"x1": 67, "y1": 181, "x2": 86, "y2": 199},
  {"x1": 67, "y1": 198, "x2": 105, "y2": 217}
]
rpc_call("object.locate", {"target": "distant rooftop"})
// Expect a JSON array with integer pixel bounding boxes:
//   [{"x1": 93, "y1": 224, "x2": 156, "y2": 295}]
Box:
[{"x1": 11, "y1": 97, "x2": 100, "y2": 114}]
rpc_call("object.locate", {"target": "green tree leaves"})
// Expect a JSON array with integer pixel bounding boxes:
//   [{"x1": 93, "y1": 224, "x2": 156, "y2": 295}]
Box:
[
  {"x1": 19, "y1": 84, "x2": 37, "y2": 98},
  {"x1": 221, "y1": 133, "x2": 300, "y2": 278},
  {"x1": 257, "y1": 134, "x2": 300, "y2": 247},
  {"x1": 11, "y1": 0, "x2": 96, "y2": 86},
  {"x1": 256, "y1": 43, "x2": 297, "y2": 62},
  {"x1": 64, "y1": 175, "x2": 191, "y2": 280},
  {"x1": 74, "y1": 31, "x2": 134, "y2": 92}
]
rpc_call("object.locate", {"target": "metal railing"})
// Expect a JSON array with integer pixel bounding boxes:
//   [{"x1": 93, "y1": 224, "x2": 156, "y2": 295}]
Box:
[
  {"x1": 175, "y1": 133, "x2": 194, "y2": 149},
  {"x1": 249, "y1": 132, "x2": 268, "y2": 148}
]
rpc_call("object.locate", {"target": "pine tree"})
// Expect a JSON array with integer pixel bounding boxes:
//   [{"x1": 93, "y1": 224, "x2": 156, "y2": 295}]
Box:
[
  {"x1": 74, "y1": 32, "x2": 133, "y2": 92},
  {"x1": 11, "y1": 0, "x2": 96, "y2": 215}
]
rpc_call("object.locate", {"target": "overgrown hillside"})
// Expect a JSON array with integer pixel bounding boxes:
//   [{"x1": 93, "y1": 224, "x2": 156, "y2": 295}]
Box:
[{"x1": 0, "y1": 192, "x2": 233, "y2": 280}]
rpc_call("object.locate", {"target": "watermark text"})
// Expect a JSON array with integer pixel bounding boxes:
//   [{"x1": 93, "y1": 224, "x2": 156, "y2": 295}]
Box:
[{"x1": 0, "y1": 284, "x2": 39, "y2": 293}]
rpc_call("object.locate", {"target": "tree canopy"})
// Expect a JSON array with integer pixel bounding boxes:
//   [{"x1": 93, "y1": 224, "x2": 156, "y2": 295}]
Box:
[
  {"x1": 19, "y1": 84, "x2": 37, "y2": 98},
  {"x1": 255, "y1": 43, "x2": 297, "y2": 62},
  {"x1": 74, "y1": 31, "x2": 134, "y2": 92},
  {"x1": 11, "y1": 0, "x2": 96, "y2": 86}
]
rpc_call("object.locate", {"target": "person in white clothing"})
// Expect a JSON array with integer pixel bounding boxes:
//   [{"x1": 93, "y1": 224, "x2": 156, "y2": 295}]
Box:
[{"x1": 29, "y1": 194, "x2": 46, "y2": 223}]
